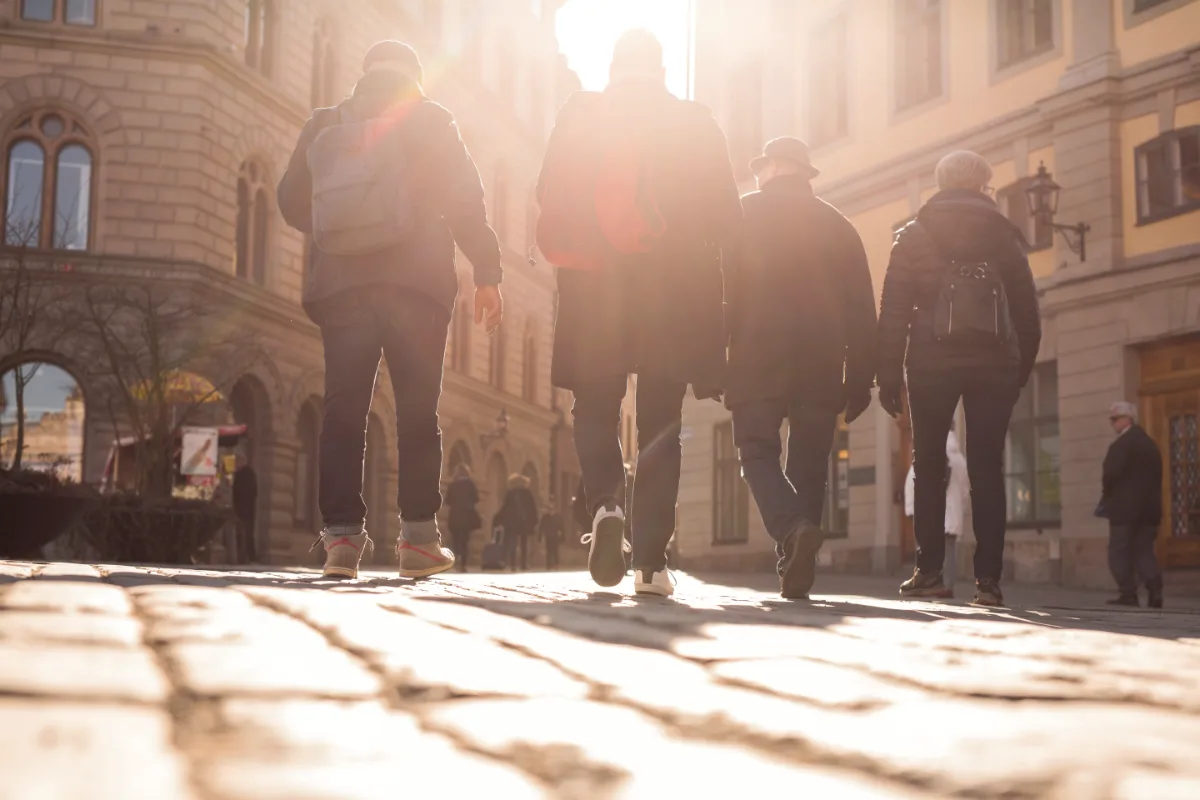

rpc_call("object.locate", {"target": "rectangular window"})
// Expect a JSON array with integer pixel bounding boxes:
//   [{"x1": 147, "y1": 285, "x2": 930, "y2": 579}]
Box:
[
  {"x1": 1135, "y1": 127, "x2": 1200, "y2": 224},
  {"x1": 997, "y1": 179, "x2": 1052, "y2": 252},
  {"x1": 807, "y1": 12, "x2": 849, "y2": 148},
  {"x1": 822, "y1": 419, "x2": 851, "y2": 535},
  {"x1": 1133, "y1": 0, "x2": 1174, "y2": 11},
  {"x1": 713, "y1": 422, "x2": 750, "y2": 544},
  {"x1": 894, "y1": 0, "x2": 943, "y2": 112},
  {"x1": 65, "y1": 0, "x2": 96, "y2": 25},
  {"x1": 21, "y1": 0, "x2": 54, "y2": 20},
  {"x1": 728, "y1": 61, "x2": 763, "y2": 182},
  {"x1": 1005, "y1": 361, "x2": 1060, "y2": 527},
  {"x1": 996, "y1": 0, "x2": 1054, "y2": 70}
]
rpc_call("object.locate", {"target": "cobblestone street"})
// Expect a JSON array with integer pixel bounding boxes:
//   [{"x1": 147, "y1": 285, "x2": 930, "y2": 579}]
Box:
[{"x1": 2, "y1": 561, "x2": 1199, "y2": 799}]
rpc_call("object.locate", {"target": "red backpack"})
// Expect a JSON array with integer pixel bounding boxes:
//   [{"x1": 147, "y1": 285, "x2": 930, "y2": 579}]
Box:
[{"x1": 536, "y1": 94, "x2": 666, "y2": 270}]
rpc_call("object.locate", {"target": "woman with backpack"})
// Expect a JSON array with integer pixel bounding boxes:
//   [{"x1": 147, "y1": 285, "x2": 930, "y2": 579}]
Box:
[{"x1": 877, "y1": 150, "x2": 1042, "y2": 607}]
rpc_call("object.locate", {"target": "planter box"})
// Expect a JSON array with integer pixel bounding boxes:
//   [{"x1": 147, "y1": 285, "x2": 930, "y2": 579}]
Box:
[
  {"x1": 0, "y1": 493, "x2": 98, "y2": 559},
  {"x1": 83, "y1": 497, "x2": 230, "y2": 564}
]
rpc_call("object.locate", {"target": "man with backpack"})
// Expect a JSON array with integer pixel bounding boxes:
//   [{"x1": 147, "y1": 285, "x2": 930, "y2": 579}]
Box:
[
  {"x1": 535, "y1": 30, "x2": 742, "y2": 597},
  {"x1": 277, "y1": 41, "x2": 503, "y2": 580},
  {"x1": 877, "y1": 150, "x2": 1042, "y2": 607},
  {"x1": 725, "y1": 137, "x2": 877, "y2": 599}
]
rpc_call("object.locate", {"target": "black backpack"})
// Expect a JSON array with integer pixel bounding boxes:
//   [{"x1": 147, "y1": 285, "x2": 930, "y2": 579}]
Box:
[{"x1": 912, "y1": 223, "x2": 1013, "y2": 345}]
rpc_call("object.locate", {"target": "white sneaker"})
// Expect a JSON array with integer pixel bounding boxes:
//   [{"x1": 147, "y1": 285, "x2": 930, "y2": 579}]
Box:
[
  {"x1": 634, "y1": 569, "x2": 675, "y2": 597},
  {"x1": 581, "y1": 503, "x2": 631, "y2": 588}
]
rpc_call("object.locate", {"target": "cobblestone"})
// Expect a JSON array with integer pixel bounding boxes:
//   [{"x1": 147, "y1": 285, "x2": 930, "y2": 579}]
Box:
[{"x1": 0, "y1": 563, "x2": 1198, "y2": 799}]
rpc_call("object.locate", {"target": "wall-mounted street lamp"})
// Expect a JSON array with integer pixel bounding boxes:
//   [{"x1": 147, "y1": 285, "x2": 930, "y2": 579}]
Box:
[
  {"x1": 480, "y1": 407, "x2": 509, "y2": 450},
  {"x1": 1025, "y1": 162, "x2": 1092, "y2": 262}
]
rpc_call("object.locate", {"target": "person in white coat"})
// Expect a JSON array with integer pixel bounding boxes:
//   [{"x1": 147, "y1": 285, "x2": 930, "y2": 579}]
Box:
[{"x1": 904, "y1": 431, "x2": 970, "y2": 595}]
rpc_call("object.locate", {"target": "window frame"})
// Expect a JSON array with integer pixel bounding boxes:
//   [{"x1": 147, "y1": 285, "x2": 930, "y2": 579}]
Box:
[
  {"x1": 1123, "y1": 0, "x2": 1196, "y2": 29},
  {"x1": 892, "y1": 0, "x2": 947, "y2": 116},
  {"x1": 727, "y1": 59, "x2": 764, "y2": 183},
  {"x1": 521, "y1": 321, "x2": 537, "y2": 403},
  {"x1": 19, "y1": 0, "x2": 97, "y2": 26},
  {"x1": 488, "y1": 321, "x2": 506, "y2": 391},
  {"x1": 991, "y1": 0, "x2": 1057, "y2": 76},
  {"x1": 821, "y1": 417, "x2": 851, "y2": 537},
  {"x1": 310, "y1": 19, "x2": 338, "y2": 109},
  {"x1": 235, "y1": 159, "x2": 271, "y2": 286},
  {"x1": 2, "y1": 109, "x2": 96, "y2": 252},
  {"x1": 1134, "y1": 127, "x2": 1200, "y2": 226},
  {"x1": 243, "y1": 0, "x2": 277, "y2": 78},
  {"x1": 1005, "y1": 361, "x2": 1061, "y2": 530},
  {"x1": 712, "y1": 421, "x2": 750, "y2": 545},
  {"x1": 806, "y1": 8, "x2": 851, "y2": 150}
]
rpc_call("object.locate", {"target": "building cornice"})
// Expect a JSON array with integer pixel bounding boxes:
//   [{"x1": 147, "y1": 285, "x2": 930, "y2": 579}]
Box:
[{"x1": 443, "y1": 370, "x2": 559, "y2": 428}]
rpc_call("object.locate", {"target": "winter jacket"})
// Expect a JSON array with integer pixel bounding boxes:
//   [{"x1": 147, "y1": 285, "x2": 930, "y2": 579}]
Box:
[
  {"x1": 277, "y1": 71, "x2": 501, "y2": 323},
  {"x1": 725, "y1": 174, "x2": 876, "y2": 409},
  {"x1": 1101, "y1": 424, "x2": 1163, "y2": 527},
  {"x1": 538, "y1": 81, "x2": 743, "y2": 396},
  {"x1": 444, "y1": 476, "x2": 481, "y2": 534},
  {"x1": 876, "y1": 189, "x2": 1042, "y2": 391},
  {"x1": 497, "y1": 487, "x2": 538, "y2": 539}
]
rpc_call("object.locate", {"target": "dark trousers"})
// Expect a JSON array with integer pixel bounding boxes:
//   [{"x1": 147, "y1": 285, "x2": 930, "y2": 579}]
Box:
[
  {"x1": 504, "y1": 532, "x2": 529, "y2": 571},
  {"x1": 908, "y1": 369, "x2": 1019, "y2": 581},
  {"x1": 731, "y1": 397, "x2": 838, "y2": 548},
  {"x1": 450, "y1": 528, "x2": 472, "y2": 571},
  {"x1": 545, "y1": 540, "x2": 559, "y2": 569},
  {"x1": 573, "y1": 374, "x2": 687, "y2": 573},
  {"x1": 317, "y1": 288, "x2": 449, "y2": 528},
  {"x1": 1108, "y1": 523, "x2": 1163, "y2": 595}
]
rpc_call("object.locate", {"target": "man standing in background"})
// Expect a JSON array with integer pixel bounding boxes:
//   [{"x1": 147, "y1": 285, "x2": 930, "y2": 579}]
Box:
[{"x1": 1101, "y1": 401, "x2": 1164, "y2": 608}]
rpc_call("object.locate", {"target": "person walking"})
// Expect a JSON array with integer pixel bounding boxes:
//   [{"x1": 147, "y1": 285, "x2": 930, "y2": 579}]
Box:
[
  {"x1": 539, "y1": 505, "x2": 564, "y2": 570},
  {"x1": 277, "y1": 40, "x2": 503, "y2": 580},
  {"x1": 877, "y1": 150, "x2": 1042, "y2": 607},
  {"x1": 497, "y1": 474, "x2": 538, "y2": 571},
  {"x1": 231, "y1": 455, "x2": 258, "y2": 564},
  {"x1": 903, "y1": 431, "x2": 970, "y2": 597},
  {"x1": 535, "y1": 29, "x2": 742, "y2": 597},
  {"x1": 445, "y1": 465, "x2": 481, "y2": 572},
  {"x1": 1100, "y1": 401, "x2": 1164, "y2": 608},
  {"x1": 725, "y1": 137, "x2": 877, "y2": 599}
]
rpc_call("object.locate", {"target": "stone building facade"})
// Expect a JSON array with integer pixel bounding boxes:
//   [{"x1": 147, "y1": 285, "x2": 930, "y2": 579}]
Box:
[
  {"x1": 0, "y1": 0, "x2": 578, "y2": 564},
  {"x1": 680, "y1": 0, "x2": 1200, "y2": 588}
]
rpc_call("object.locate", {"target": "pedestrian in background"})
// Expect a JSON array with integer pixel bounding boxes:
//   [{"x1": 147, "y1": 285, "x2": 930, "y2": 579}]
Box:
[
  {"x1": 278, "y1": 40, "x2": 503, "y2": 580},
  {"x1": 725, "y1": 136, "x2": 877, "y2": 600},
  {"x1": 877, "y1": 150, "x2": 1042, "y2": 607},
  {"x1": 536, "y1": 29, "x2": 742, "y2": 597},
  {"x1": 539, "y1": 505, "x2": 564, "y2": 570},
  {"x1": 232, "y1": 452, "x2": 258, "y2": 564},
  {"x1": 497, "y1": 474, "x2": 538, "y2": 571},
  {"x1": 1100, "y1": 401, "x2": 1164, "y2": 608},
  {"x1": 445, "y1": 464, "x2": 481, "y2": 572},
  {"x1": 904, "y1": 431, "x2": 969, "y2": 596}
]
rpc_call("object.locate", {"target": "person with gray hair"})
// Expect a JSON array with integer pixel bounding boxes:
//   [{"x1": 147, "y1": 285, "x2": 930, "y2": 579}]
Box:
[
  {"x1": 876, "y1": 149, "x2": 1042, "y2": 607},
  {"x1": 1100, "y1": 400, "x2": 1164, "y2": 607}
]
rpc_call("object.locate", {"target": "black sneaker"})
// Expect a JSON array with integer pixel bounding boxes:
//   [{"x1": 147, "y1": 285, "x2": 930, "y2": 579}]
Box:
[
  {"x1": 778, "y1": 522, "x2": 825, "y2": 600},
  {"x1": 972, "y1": 579, "x2": 1004, "y2": 607},
  {"x1": 899, "y1": 567, "x2": 947, "y2": 598},
  {"x1": 1107, "y1": 594, "x2": 1140, "y2": 607},
  {"x1": 1148, "y1": 590, "x2": 1164, "y2": 609}
]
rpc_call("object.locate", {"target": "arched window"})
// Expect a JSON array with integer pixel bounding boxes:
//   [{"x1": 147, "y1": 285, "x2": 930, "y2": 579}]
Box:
[
  {"x1": 1, "y1": 362, "x2": 85, "y2": 480},
  {"x1": 522, "y1": 320, "x2": 537, "y2": 403},
  {"x1": 20, "y1": 0, "x2": 96, "y2": 25},
  {"x1": 489, "y1": 322, "x2": 506, "y2": 391},
  {"x1": 244, "y1": 0, "x2": 275, "y2": 76},
  {"x1": 2, "y1": 110, "x2": 94, "y2": 250},
  {"x1": 311, "y1": 19, "x2": 338, "y2": 108},
  {"x1": 294, "y1": 398, "x2": 321, "y2": 532},
  {"x1": 447, "y1": 440, "x2": 472, "y2": 479},
  {"x1": 235, "y1": 160, "x2": 270, "y2": 285}
]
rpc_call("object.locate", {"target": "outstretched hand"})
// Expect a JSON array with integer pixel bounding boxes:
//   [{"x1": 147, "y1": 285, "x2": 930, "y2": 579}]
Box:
[
  {"x1": 878, "y1": 384, "x2": 904, "y2": 419},
  {"x1": 475, "y1": 285, "x2": 503, "y2": 334}
]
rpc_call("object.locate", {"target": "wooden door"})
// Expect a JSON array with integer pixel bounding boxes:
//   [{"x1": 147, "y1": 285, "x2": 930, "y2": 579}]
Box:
[{"x1": 1140, "y1": 339, "x2": 1200, "y2": 568}]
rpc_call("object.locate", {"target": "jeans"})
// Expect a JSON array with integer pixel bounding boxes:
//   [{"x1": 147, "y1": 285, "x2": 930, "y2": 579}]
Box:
[
  {"x1": 450, "y1": 528, "x2": 472, "y2": 571},
  {"x1": 1108, "y1": 524, "x2": 1163, "y2": 596},
  {"x1": 908, "y1": 369, "x2": 1018, "y2": 581},
  {"x1": 317, "y1": 287, "x2": 449, "y2": 529},
  {"x1": 731, "y1": 397, "x2": 838, "y2": 549},
  {"x1": 504, "y1": 532, "x2": 529, "y2": 571},
  {"x1": 573, "y1": 374, "x2": 687, "y2": 573}
]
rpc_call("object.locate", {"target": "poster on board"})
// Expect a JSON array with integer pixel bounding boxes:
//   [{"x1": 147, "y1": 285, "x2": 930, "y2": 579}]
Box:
[{"x1": 181, "y1": 427, "x2": 219, "y2": 476}]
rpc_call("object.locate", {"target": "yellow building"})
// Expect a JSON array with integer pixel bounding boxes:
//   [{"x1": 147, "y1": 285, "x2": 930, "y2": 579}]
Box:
[{"x1": 683, "y1": 0, "x2": 1200, "y2": 587}]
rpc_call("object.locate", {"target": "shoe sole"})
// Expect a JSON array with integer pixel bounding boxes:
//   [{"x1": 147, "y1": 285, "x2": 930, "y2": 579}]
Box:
[
  {"x1": 899, "y1": 585, "x2": 951, "y2": 598},
  {"x1": 635, "y1": 583, "x2": 673, "y2": 597},
  {"x1": 780, "y1": 524, "x2": 824, "y2": 599},
  {"x1": 589, "y1": 515, "x2": 628, "y2": 588},
  {"x1": 323, "y1": 566, "x2": 358, "y2": 579},
  {"x1": 399, "y1": 560, "x2": 456, "y2": 579}
]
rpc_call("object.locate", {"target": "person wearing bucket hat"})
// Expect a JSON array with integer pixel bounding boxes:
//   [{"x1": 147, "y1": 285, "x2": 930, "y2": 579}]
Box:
[
  {"x1": 278, "y1": 41, "x2": 502, "y2": 581},
  {"x1": 725, "y1": 137, "x2": 877, "y2": 599},
  {"x1": 1101, "y1": 400, "x2": 1164, "y2": 608}
]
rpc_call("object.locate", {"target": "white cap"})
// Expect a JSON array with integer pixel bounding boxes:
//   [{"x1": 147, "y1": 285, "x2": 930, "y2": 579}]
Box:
[{"x1": 1109, "y1": 401, "x2": 1137, "y2": 421}]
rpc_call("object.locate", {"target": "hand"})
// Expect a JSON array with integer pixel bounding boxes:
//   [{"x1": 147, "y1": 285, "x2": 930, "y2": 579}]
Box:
[
  {"x1": 878, "y1": 384, "x2": 904, "y2": 418},
  {"x1": 474, "y1": 285, "x2": 503, "y2": 334},
  {"x1": 844, "y1": 389, "x2": 873, "y2": 425}
]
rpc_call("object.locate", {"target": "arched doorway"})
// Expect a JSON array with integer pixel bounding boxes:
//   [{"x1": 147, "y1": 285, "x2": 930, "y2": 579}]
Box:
[
  {"x1": 0, "y1": 361, "x2": 85, "y2": 481},
  {"x1": 295, "y1": 398, "x2": 321, "y2": 534}
]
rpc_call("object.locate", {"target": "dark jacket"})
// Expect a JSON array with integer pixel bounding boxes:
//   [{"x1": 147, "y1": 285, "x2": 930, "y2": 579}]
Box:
[
  {"x1": 231, "y1": 465, "x2": 257, "y2": 522},
  {"x1": 725, "y1": 175, "x2": 876, "y2": 409},
  {"x1": 444, "y1": 476, "x2": 480, "y2": 533},
  {"x1": 538, "y1": 82, "x2": 743, "y2": 396},
  {"x1": 876, "y1": 189, "x2": 1042, "y2": 391},
  {"x1": 497, "y1": 487, "x2": 538, "y2": 539},
  {"x1": 1102, "y1": 424, "x2": 1163, "y2": 526},
  {"x1": 278, "y1": 72, "x2": 501, "y2": 323}
]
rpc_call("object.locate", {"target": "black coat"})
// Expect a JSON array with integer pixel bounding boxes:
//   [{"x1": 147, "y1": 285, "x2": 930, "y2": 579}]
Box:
[
  {"x1": 497, "y1": 487, "x2": 538, "y2": 539},
  {"x1": 725, "y1": 175, "x2": 876, "y2": 409},
  {"x1": 1102, "y1": 425, "x2": 1163, "y2": 526},
  {"x1": 538, "y1": 83, "x2": 743, "y2": 397},
  {"x1": 278, "y1": 72, "x2": 501, "y2": 322},
  {"x1": 876, "y1": 190, "x2": 1042, "y2": 390},
  {"x1": 444, "y1": 477, "x2": 480, "y2": 534}
]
